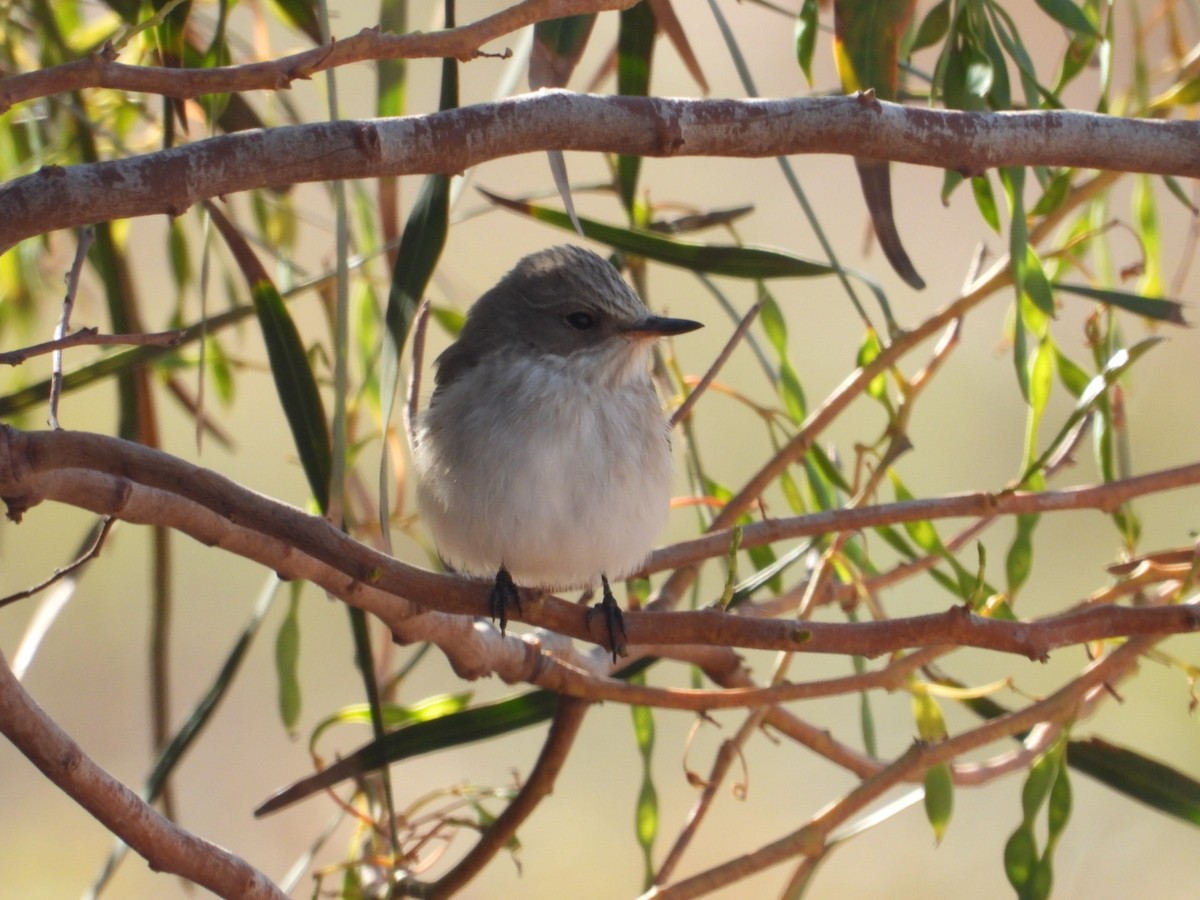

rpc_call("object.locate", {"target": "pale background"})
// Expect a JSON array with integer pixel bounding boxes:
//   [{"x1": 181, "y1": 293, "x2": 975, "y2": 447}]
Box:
[{"x1": 2, "y1": 2, "x2": 1199, "y2": 897}]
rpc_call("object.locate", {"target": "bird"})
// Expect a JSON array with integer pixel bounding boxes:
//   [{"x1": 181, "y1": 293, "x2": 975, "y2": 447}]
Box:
[{"x1": 412, "y1": 245, "x2": 702, "y2": 660}]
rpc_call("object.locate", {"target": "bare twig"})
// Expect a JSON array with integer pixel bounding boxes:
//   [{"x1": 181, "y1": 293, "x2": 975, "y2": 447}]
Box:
[
  {"x1": 0, "y1": 1, "x2": 640, "y2": 112},
  {"x1": 0, "y1": 517, "x2": 115, "y2": 610},
  {"x1": 648, "y1": 622, "x2": 1179, "y2": 899},
  {"x1": 671, "y1": 298, "x2": 760, "y2": 427},
  {"x1": 0, "y1": 326, "x2": 185, "y2": 367},
  {"x1": 48, "y1": 227, "x2": 93, "y2": 429},
  {"x1": 413, "y1": 697, "x2": 591, "y2": 898},
  {"x1": 645, "y1": 460, "x2": 1200, "y2": 576}
]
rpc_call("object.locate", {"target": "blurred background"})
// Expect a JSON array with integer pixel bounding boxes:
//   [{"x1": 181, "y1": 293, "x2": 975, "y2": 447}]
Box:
[{"x1": 2, "y1": 1, "x2": 1199, "y2": 897}]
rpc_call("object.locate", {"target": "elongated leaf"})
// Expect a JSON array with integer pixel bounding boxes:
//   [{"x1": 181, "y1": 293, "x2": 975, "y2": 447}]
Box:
[
  {"x1": 530, "y1": 15, "x2": 596, "y2": 89},
  {"x1": 1035, "y1": 0, "x2": 1100, "y2": 37},
  {"x1": 1053, "y1": 283, "x2": 1186, "y2": 325},
  {"x1": 1020, "y1": 336, "x2": 1164, "y2": 483},
  {"x1": 1070, "y1": 738, "x2": 1200, "y2": 825},
  {"x1": 911, "y1": 0, "x2": 950, "y2": 52},
  {"x1": 479, "y1": 189, "x2": 834, "y2": 279},
  {"x1": 256, "y1": 691, "x2": 561, "y2": 816},
  {"x1": 631, "y1": 670, "x2": 658, "y2": 889},
  {"x1": 208, "y1": 204, "x2": 332, "y2": 508},
  {"x1": 308, "y1": 692, "x2": 473, "y2": 753},
  {"x1": 275, "y1": 583, "x2": 302, "y2": 734},
  {"x1": 617, "y1": 2, "x2": 656, "y2": 212},
  {"x1": 795, "y1": 0, "x2": 819, "y2": 84}
]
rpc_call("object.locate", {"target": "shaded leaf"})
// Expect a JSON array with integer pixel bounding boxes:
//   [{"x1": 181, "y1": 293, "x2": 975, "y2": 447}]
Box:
[
  {"x1": 1053, "y1": 282, "x2": 1186, "y2": 324},
  {"x1": 911, "y1": 0, "x2": 950, "y2": 53},
  {"x1": 1035, "y1": 0, "x2": 1100, "y2": 38},
  {"x1": 480, "y1": 189, "x2": 835, "y2": 279},
  {"x1": 275, "y1": 583, "x2": 302, "y2": 734},
  {"x1": 208, "y1": 204, "x2": 331, "y2": 508},
  {"x1": 530, "y1": 15, "x2": 596, "y2": 89}
]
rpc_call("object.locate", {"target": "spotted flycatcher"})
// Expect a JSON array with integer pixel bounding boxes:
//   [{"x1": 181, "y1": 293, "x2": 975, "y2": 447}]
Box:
[{"x1": 412, "y1": 245, "x2": 702, "y2": 658}]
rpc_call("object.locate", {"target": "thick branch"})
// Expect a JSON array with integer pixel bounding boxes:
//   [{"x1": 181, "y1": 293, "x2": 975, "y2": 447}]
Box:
[
  {"x1": 0, "y1": 647, "x2": 283, "y2": 899},
  {"x1": 3, "y1": 427, "x2": 1199, "y2": 668},
  {"x1": 3, "y1": 92, "x2": 1198, "y2": 254}
]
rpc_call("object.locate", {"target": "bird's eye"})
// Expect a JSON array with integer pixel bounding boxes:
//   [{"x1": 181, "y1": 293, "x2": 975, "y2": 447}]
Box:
[{"x1": 565, "y1": 311, "x2": 596, "y2": 330}]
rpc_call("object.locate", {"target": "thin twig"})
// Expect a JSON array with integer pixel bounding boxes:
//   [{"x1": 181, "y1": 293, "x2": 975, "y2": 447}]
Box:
[
  {"x1": 0, "y1": 517, "x2": 115, "y2": 610},
  {"x1": 48, "y1": 227, "x2": 93, "y2": 429},
  {"x1": 0, "y1": 326, "x2": 185, "y2": 367},
  {"x1": 413, "y1": 697, "x2": 591, "y2": 898},
  {"x1": 649, "y1": 621, "x2": 1179, "y2": 899},
  {"x1": 671, "y1": 298, "x2": 760, "y2": 427}
]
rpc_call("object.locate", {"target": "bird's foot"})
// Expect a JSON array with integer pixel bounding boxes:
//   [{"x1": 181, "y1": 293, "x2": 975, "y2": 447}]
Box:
[
  {"x1": 586, "y1": 575, "x2": 627, "y2": 663},
  {"x1": 490, "y1": 567, "x2": 522, "y2": 635}
]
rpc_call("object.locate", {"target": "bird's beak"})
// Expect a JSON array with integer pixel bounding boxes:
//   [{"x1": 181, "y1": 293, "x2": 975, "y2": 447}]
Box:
[{"x1": 622, "y1": 315, "x2": 704, "y2": 338}]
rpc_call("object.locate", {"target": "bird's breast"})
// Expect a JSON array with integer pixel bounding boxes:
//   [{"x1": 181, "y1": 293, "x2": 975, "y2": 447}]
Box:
[{"x1": 414, "y1": 352, "x2": 674, "y2": 589}]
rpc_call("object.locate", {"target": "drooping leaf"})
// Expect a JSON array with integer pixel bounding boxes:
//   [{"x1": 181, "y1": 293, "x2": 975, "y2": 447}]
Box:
[
  {"x1": 1053, "y1": 283, "x2": 1186, "y2": 325},
  {"x1": 479, "y1": 189, "x2": 835, "y2": 279},
  {"x1": 208, "y1": 203, "x2": 332, "y2": 508}
]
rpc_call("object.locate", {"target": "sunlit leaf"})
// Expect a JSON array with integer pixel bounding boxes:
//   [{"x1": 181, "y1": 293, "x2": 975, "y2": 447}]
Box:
[{"x1": 795, "y1": 0, "x2": 819, "y2": 85}]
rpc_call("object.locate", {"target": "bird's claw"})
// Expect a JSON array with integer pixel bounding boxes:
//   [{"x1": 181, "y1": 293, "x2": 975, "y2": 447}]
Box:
[
  {"x1": 586, "y1": 575, "x2": 627, "y2": 663},
  {"x1": 490, "y1": 567, "x2": 522, "y2": 635}
]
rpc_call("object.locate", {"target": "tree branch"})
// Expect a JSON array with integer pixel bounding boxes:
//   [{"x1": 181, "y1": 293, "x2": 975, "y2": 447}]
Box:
[
  {"x1": 3, "y1": 426, "x2": 1199, "y2": 669},
  {"x1": 3, "y1": 92, "x2": 1199, "y2": 254},
  {"x1": 0, "y1": 647, "x2": 284, "y2": 899},
  {"x1": 0, "y1": 1, "x2": 640, "y2": 112}
]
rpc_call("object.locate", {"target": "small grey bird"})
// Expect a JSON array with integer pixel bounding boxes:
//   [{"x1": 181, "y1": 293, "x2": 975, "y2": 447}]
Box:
[{"x1": 412, "y1": 245, "x2": 702, "y2": 659}]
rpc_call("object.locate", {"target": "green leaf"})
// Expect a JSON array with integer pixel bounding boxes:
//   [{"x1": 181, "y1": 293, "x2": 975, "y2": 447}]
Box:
[
  {"x1": 1054, "y1": 349, "x2": 1091, "y2": 397},
  {"x1": 257, "y1": 657, "x2": 655, "y2": 816},
  {"x1": 1161, "y1": 174, "x2": 1200, "y2": 215},
  {"x1": 275, "y1": 583, "x2": 302, "y2": 734},
  {"x1": 857, "y1": 328, "x2": 889, "y2": 402},
  {"x1": 1134, "y1": 175, "x2": 1163, "y2": 297},
  {"x1": 912, "y1": 688, "x2": 948, "y2": 741},
  {"x1": 1005, "y1": 512, "x2": 1038, "y2": 599},
  {"x1": 257, "y1": 691, "x2": 561, "y2": 815},
  {"x1": 1070, "y1": 738, "x2": 1200, "y2": 825},
  {"x1": 208, "y1": 204, "x2": 332, "y2": 508},
  {"x1": 1004, "y1": 824, "x2": 1039, "y2": 891},
  {"x1": 795, "y1": 0, "x2": 819, "y2": 85},
  {"x1": 1035, "y1": 0, "x2": 1100, "y2": 37},
  {"x1": 924, "y1": 762, "x2": 954, "y2": 845},
  {"x1": 911, "y1": 0, "x2": 950, "y2": 52},
  {"x1": 308, "y1": 692, "x2": 473, "y2": 754},
  {"x1": 110, "y1": 570, "x2": 283, "y2": 896},
  {"x1": 530, "y1": 15, "x2": 596, "y2": 89},
  {"x1": 271, "y1": 0, "x2": 324, "y2": 44},
  {"x1": 631, "y1": 669, "x2": 657, "y2": 888},
  {"x1": 971, "y1": 174, "x2": 1001, "y2": 232},
  {"x1": 251, "y1": 277, "x2": 333, "y2": 508},
  {"x1": 480, "y1": 189, "x2": 836, "y2": 279},
  {"x1": 616, "y1": 2, "x2": 656, "y2": 211},
  {"x1": 1022, "y1": 245, "x2": 1056, "y2": 317},
  {"x1": 377, "y1": 0, "x2": 408, "y2": 117},
  {"x1": 1052, "y1": 282, "x2": 1186, "y2": 325},
  {"x1": 1021, "y1": 336, "x2": 1164, "y2": 484},
  {"x1": 1030, "y1": 169, "x2": 1072, "y2": 217}
]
